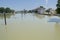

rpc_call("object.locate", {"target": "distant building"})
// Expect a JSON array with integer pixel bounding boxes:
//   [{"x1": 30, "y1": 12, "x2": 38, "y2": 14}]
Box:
[
  {"x1": 34, "y1": 6, "x2": 45, "y2": 14},
  {"x1": 32, "y1": 6, "x2": 45, "y2": 14},
  {"x1": 37, "y1": 7, "x2": 45, "y2": 14}
]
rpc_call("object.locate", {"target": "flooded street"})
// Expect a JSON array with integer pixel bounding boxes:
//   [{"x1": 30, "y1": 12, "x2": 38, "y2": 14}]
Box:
[{"x1": 0, "y1": 13, "x2": 60, "y2": 40}]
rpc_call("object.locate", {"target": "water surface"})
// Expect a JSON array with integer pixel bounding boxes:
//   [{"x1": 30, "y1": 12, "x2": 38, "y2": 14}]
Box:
[{"x1": 0, "y1": 13, "x2": 60, "y2": 40}]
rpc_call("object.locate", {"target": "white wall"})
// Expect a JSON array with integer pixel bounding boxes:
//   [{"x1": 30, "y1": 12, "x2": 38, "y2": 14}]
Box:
[{"x1": 38, "y1": 8, "x2": 45, "y2": 14}]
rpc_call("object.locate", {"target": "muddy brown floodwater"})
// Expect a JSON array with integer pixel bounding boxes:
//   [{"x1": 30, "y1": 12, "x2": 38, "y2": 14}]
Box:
[{"x1": 0, "y1": 13, "x2": 60, "y2": 40}]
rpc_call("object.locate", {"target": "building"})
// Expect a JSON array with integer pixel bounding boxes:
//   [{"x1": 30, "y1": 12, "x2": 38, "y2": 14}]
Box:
[
  {"x1": 32, "y1": 6, "x2": 45, "y2": 14},
  {"x1": 37, "y1": 7, "x2": 45, "y2": 14}
]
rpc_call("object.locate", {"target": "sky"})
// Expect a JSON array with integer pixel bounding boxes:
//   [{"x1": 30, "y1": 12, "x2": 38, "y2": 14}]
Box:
[{"x1": 0, "y1": 0, "x2": 57, "y2": 11}]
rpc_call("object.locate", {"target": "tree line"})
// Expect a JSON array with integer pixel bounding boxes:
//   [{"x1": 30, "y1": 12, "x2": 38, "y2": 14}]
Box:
[{"x1": 0, "y1": 7, "x2": 15, "y2": 13}]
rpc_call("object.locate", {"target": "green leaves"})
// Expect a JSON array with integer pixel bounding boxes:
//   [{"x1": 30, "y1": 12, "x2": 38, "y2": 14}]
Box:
[
  {"x1": 56, "y1": 0, "x2": 60, "y2": 14},
  {"x1": 0, "y1": 7, "x2": 15, "y2": 13},
  {"x1": 0, "y1": 7, "x2": 5, "y2": 13}
]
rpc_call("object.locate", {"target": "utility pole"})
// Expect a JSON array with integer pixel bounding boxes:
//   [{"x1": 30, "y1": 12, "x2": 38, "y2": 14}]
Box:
[{"x1": 4, "y1": 12, "x2": 7, "y2": 25}]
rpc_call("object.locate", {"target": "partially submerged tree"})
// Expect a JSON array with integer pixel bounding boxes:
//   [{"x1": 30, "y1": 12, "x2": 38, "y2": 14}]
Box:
[
  {"x1": 5, "y1": 7, "x2": 11, "y2": 13},
  {"x1": 0, "y1": 7, "x2": 5, "y2": 13},
  {"x1": 0, "y1": 7, "x2": 15, "y2": 13},
  {"x1": 46, "y1": 8, "x2": 52, "y2": 14}
]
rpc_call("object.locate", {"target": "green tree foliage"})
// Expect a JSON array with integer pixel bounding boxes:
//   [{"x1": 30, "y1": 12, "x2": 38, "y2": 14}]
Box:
[
  {"x1": 5, "y1": 7, "x2": 11, "y2": 13},
  {"x1": 0, "y1": 7, "x2": 15, "y2": 13},
  {"x1": 46, "y1": 8, "x2": 51, "y2": 14},
  {"x1": 40, "y1": 6, "x2": 44, "y2": 8},
  {"x1": 10, "y1": 10, "x2": 15, "y2": 13},
  {"x1": 46, "y1": 9, "x2": 50, "y2": 14},
  {"x1": 0, "y1": 7, "x2": 5, "y2": 13},
  {"x1": 28, "y1": 10, "x2": 32, "y2": 13},
  {"x1": 56, "y1": 0, "x2": 60, "y2": 14}
]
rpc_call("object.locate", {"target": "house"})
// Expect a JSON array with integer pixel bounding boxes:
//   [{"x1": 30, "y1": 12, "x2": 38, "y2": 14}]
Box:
[
  {"x1": 37, "y1": 7, "x2": 45, "y2": 14},
  {"x1": 31, "y1": 6, "x2": 45, "y2": 14}
]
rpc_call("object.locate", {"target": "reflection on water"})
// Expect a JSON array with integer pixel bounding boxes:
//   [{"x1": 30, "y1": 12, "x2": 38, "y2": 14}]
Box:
[
  {"x1": 34, "y1": 14, "x2": 45, "y2": 19},
  {"x1": 0, "y1": 13, "x2": 60, "y2": 40}
]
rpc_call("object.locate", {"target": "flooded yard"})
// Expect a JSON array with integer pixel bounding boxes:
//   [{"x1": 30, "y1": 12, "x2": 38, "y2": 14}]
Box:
[{"x1": 0, "y1": 13, "x2": 60, "y2": 40}]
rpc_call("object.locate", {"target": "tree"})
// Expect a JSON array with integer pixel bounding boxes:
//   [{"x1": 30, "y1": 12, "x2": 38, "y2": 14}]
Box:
[
  {"x1": 0, "y1": 7, "x2": 5, "y2": 13},
  {"x1": 5, "y1": 7, "x2": 11, "y2": 13},
  {"x1": 46, "y1": 9, "x2": 50, "y2": 14},
  {"x1": 10, "y1": 10, "x2": 15, "y2": 13},
  {"x1": 0, "y1": 7, "x2": 15, "y2": 13},
  {"x1": 46, "y1": 8, "x2": 51, "y2": 14},
  {"x1": 56, "y1": 0, "x2": 60, "y2": 14},
  {"x1": 28, "y1": 10, "x2": 32, "y2": 13},
  {"x1": 40, "y1": 6, "x2": 44, "y2": 8}
]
